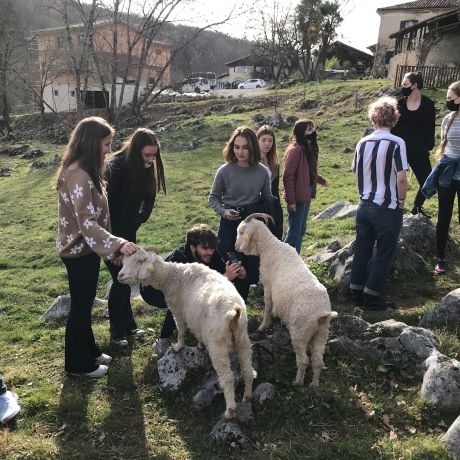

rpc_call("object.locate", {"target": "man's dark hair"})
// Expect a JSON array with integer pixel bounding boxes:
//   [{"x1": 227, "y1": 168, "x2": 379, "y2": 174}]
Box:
[{"x1": 186, "y1": 224, "x2": 218, "y2": 249}]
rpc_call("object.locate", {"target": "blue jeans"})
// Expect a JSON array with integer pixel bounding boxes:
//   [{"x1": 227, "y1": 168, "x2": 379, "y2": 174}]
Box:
[
  {"x1": 350, "y1": 200, "x2": 403, "y2": 296},
  {"x1": 284, "y1": 202, "x2": 311, "y2": 253}
]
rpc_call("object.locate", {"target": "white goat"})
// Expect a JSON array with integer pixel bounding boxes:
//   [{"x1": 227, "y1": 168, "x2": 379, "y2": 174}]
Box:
[
  {"x1": 235, "y1": 213, "x2": 337, "y2": 387},
  {"x1": 117, "y1": 247, "x2": 255, "y2": 419}
]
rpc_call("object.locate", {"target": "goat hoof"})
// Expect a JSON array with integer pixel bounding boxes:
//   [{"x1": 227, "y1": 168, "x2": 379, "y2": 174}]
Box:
[
  {"x1": 172, "y1": 343, "x2": 183, "y2": 353},
  {"x1": 224, "y1": 407, "x2": 236, "y2": 419},
  {"x1": 197, "y1": 342, "x2": 204, "y2": 350},
  {"x1": 242, "y1": 395, "x2": 252, "y2": 403},
  {"x1": 292, "y1": 380, "x2": 304, "y2": 387}
]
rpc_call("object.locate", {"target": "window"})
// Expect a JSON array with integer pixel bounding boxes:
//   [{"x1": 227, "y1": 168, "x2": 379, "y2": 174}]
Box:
[
  {"x1": 70, "y1": 90, "x2": 75, "y2": 97},
  {"x1": 399, "y1": 20, "x2": 418, "y2": 51},
  {"x1": 79, "y1": 34, "x2": 85, "y2": 45},
  {"x1": 54, "y1": 89, "x2": 59, "y2": 96},
  {"x1": 156, "y1": 48, "x2": 162, "y2": 56},
  {"x1": 57, "y1": 36, "x2": 65, "y2": 48}
]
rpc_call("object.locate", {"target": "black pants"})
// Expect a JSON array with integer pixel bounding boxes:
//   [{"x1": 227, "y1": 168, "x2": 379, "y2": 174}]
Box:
[
  {"x1": 408, "y1": 151, "x2": 432, "y2": 208},
  {"x1": 62, "y1": 253, "x2": 101, "y2": 373},
  {"x1": 436, "y1": 180, "x2": 460, "y2": 259},
  {"x1": 0, "y1": 375, "x2": 6, "y2": 395},
  {"x1": 105, "y1": 261, "x2": 138, "y2": 340}
]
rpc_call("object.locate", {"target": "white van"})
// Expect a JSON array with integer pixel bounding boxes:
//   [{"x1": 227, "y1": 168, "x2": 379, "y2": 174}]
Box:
[{"x1": 181, "y1": 77, "x2": 211, "y2": 93}]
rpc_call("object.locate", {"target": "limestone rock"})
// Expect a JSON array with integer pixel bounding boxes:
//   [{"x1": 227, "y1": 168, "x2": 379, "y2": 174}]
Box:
[
  {"x1": 210, "y1": 419, "x2": 251, "y2": 449},
  {"x1": 157, "y1": 346, "x2": 211, "y2": 391},
  {"x1": 329, "y1": 315, "x2": 369, "y2": 339},
  {"x1": 266, "y1": 113, "x2": 284, "y2": 128},
  {"x1": 252, "y1": 382, "x2": 275, "y2": 405},
  {"x1": 42, "y1": 294, "x2": 105, "y2": 320},
  {"x1": 420, "y1": 354, "x2": 460, "y2": 412},
  {"x1": 328, "y1": 316, "x2": 439, "y2": 379},
  {"x1": 419, "y1": 288, "x2": 460, "y2": 328},
  {"x1": 313, "y1": 201, "x2": 358, "y2": 220},
  {"x1": 192, "y1": 373, "x2": 221, "y2": 409},
  {"x1": 442, "y1": 415, "x2": 460, "y2": 460}
]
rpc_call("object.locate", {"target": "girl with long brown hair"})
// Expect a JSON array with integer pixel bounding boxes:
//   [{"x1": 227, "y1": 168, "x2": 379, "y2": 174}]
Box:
[
  {"x1": 283, "y1": 119, "x2": 328, "y2": 253},
  {"x1": 209, "y1": 126, "x2": 271, "y2": 300},
  {"x1": 56, "y1": 117, "x2": 138, "y2": 378},
  {"x1": 105, "y1": 128, "x2": 166, "y2": 345}
]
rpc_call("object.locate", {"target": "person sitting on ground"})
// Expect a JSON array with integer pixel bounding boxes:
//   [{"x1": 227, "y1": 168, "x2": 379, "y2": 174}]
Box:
[
  {"x1": 0, "y1": 375, "x2": 20, "y2": 426},
  {"x1": 350, "y1": 96, "x2": 408, "y2": 311},
  {"x1": 139, "y1": 224, "x2": 247, "y2": 355}
]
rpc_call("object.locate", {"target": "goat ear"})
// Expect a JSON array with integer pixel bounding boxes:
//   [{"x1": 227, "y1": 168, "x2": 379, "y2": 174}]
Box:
[{"x1": 138, "y1": 258, "x2": 153, "y2": 280}]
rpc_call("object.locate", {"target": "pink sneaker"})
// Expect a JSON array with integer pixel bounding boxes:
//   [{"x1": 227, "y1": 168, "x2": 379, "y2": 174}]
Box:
[{"x1": 0, "y1": 391, "x2": 20, "y2": 425}]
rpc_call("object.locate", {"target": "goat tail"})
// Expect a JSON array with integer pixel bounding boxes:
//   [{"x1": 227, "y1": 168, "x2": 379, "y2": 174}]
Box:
[
  {"x1": 317, "y1": 311, "x2": 338, "y2": 326},
  {"x1": 227, "y1": 303, "x2": 243, "y2": 334}
]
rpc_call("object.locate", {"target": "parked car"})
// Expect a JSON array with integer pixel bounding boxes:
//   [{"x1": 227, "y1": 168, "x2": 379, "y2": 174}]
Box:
[
  {"x1": 238, "y1": 79, "x2": 266, "y2": 89},
  {"x1": 181, "y1": 77, "x2": 211, "y2": 93}
]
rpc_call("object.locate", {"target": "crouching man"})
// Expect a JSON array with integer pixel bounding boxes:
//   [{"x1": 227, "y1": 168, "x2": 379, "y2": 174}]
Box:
[{"x1": 140, "y1": 224, "x2": 247, "y2": 355}]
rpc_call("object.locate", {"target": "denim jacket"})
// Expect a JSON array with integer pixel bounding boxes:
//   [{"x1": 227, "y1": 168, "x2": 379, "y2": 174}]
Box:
[{"x1": 422, "y1": 155, "x2": 460, "y2": 199}]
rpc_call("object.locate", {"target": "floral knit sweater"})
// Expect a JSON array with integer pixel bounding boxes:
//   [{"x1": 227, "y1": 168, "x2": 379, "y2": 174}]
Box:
[{"x1": 56, "y1": 163, "x2": 126, "y2": 260}]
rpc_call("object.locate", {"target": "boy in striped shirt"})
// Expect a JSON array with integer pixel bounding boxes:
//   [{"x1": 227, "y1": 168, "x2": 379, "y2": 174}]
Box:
[{"x1": 350, "y1": 97, "x2": 408, "y2": 310}]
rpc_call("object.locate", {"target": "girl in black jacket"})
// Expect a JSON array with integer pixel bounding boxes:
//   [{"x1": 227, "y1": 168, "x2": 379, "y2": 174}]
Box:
[
  {"x1": 105, "y1": 128, "x2": 166, "y2": 345},
  {"x1": 392, "y1": 71, "x2": 436, "y2": 217}
]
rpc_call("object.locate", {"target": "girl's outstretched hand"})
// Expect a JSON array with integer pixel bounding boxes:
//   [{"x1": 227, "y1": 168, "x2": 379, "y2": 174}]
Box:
[{"x1": 120, "y1": 242, "x2": 139, "y2": 255}]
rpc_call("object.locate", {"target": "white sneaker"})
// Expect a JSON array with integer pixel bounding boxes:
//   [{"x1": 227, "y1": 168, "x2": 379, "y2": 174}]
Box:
[
  {"x1": 155, "y1": 338, "x2": 171, "y2": 357},
  {"x1": 69, "y1": 365, "x2": 108, "y2": 378},
  {"x1": 95, "y1": 353, "x2": 112, "y2": 365},
  {"x1": 127, "y1": 328, "x2": 145, "y2": 338},
  {"x1": 112, "y1": 338, "x2": 129, "y2": 347},
  {"x1": 0, "y1": 391, "x2": 20, "y2": 425}
]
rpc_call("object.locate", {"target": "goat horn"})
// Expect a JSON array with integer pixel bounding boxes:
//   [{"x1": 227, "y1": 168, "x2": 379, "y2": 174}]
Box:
[{"x1": 242, "y1": 213, "x2": 275, "y2": 226}]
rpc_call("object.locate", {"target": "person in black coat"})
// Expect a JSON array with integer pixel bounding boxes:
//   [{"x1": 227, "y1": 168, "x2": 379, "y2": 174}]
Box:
[
  {"x1": 391, "y1": 71, "x2": 436, "y2": 218},
  {"x1": 105, "y1": 128, "x2": 166, "y2": 346},
  {"x1": 139, "y1": 224, "x2": 247, "y2": 355}
]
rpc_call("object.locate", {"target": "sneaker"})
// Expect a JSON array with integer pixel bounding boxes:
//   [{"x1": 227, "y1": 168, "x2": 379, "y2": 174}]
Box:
[
  {"x1": 127, "y1": 328, "x2": 145, "y2": 338},
  {"x1": 112, "y1": 338, "x2": 129, "y2": 347},
  {"x1": 350, "y1": 289, "x2": 364, "y2": 306},
  {"x1": 363, "y1": 294, "x2": 397, "y2": 311},
  {"x1": 155, "y1": 338, "x2": 172, "y2": 357},
  {"x1": 0, "y1": 391, "x2": 20, "y2": 425},
  {"x1": 411, "y1": 205, "x2": 431, "y2": 219},
  {"x1": 434, "y1": 259, "x2": 447, "y2": 275},
  {"x1": 95, "y1": 353, "x2": 112, "y2": 365},
  {"x1": 69, "y1": 365, "x2": 108, "y2": 378}
]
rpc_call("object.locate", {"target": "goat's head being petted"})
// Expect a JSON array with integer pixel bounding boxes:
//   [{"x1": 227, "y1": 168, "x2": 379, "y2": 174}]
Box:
[
  {"x1": 235, "y1": 213, "x2": 274, "y2": 255},
  {"x1": 117, "y1": 247, "x2": 156, "y2": 284}
]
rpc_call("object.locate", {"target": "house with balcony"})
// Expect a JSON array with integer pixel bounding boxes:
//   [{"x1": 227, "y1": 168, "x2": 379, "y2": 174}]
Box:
[
  {"x1": 372, "y1": 0, "x2": 459, "y2": 77},
  {"x1": 30, "y1": 20, "x2": 171, "y2": 112}
]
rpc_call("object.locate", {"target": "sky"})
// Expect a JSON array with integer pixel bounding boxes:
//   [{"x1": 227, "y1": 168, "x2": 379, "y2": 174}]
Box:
[{"x1": 180, "y1": 0, "x2": 413, "y2": 52}]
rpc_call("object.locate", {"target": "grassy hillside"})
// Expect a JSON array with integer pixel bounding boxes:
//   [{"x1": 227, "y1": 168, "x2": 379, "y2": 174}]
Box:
[{"x1": 0, "y1": 79, "x2": 458, "y2": 459}]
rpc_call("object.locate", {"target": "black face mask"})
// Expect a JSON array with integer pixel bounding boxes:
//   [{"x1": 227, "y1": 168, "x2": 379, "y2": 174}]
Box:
[
  {"x1": 446, "y1": 99, "x2": 460, "y2": 111},
  {"x1": 305, "y1": 130, "x2": 317, "y2": 143},
  {"x1": 401, "y1": 86, "x2": 413, "y2": 97}
]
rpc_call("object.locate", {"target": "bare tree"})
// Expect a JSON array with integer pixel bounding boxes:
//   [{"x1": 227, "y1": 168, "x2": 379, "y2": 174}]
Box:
[{"x1": 0, "y1": 0, "x2": 22, "y2": 132}]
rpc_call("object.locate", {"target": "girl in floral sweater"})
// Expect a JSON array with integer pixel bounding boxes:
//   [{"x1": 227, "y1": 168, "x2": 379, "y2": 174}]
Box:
[{"x1": 56, "y1": 117, "x2": 138, "y2": 378}]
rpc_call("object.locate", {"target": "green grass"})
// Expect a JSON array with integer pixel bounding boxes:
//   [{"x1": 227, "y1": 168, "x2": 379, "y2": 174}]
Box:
[{"x1": 0, "y1": 79, "x2": 458, "y2": 459}]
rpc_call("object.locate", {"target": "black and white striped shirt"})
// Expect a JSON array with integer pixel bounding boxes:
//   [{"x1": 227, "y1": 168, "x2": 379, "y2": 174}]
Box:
[{"x1": 352, "y1": 130, "x2": 408, "y2": 209}]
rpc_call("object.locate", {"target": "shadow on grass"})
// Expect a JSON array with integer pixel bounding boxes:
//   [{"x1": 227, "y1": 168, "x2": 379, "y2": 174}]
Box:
[{"x1": 57, "y1": 347, "x2": 151, "y2": 459}]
